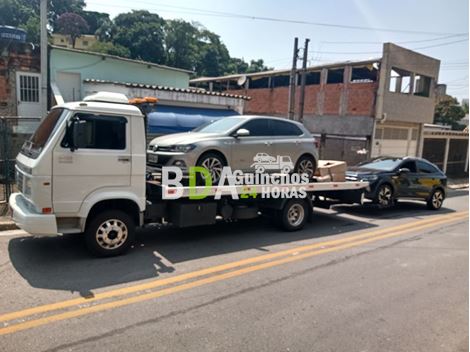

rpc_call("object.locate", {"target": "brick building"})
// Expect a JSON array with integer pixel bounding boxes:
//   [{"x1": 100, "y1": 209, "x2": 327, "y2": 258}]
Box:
[{"x1": 191, "y1": 43, "x2": 440, "y2": 164}]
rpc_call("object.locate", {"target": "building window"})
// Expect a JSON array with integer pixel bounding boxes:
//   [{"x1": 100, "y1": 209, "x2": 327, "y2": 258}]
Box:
[
  {"x1": 413, "y1": 75, "x2": 431, "y2": 97},
  {"x1": 389, "y1": 67, "x2": 412, "y2": 94},
  {"x1": 382, "y1": 127, "x2": 409, "y2": 140},
  {"x1": 327, "y1": 69, "x2": 344, "y2": 84},
  {"x1": 351, "y1": 66, "x2": 378, "y2": 83},
  {"x1": 19, "y1": 75, "x2": 39, "y2": 102},
  {"x1": 411, "y1": 129, "x2": 418, "y2": 140}
]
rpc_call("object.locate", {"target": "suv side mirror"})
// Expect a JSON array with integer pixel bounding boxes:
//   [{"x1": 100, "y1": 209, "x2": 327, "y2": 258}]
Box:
[
  {"x1": 234, "y1": 128, "x2": 250, "y2": 137},
  {"x1": 398, "y1": 167, "x2": 410, "y2": 174},
  {"x1": 65, "y1": 117, "x2": 82, "y2": 152}
]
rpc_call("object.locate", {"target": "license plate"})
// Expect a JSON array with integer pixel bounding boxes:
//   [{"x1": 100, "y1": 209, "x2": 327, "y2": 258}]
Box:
[{"x1": 147, "y1": 153, "x2": 159, "y2": 164}]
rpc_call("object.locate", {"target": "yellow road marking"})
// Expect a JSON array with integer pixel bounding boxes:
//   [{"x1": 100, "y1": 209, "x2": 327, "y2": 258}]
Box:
[
  {"x1": 0, "y1": 211, "x2": 466, "y2": 335},
  {"x1": 0, "y1": 211, "x2": 467, "y2": 325},
  {"x1": 0, "y1": 211, "x2": 465, "y2": 324}
]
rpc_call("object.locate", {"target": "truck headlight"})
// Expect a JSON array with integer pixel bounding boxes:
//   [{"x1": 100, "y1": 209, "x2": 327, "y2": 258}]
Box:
[
  {"x1": 24, "y1": 176, "x2": 32, "y2": 196},
  {"x1": 167, "y1": 144, "x2": 196, "y2": 153}
]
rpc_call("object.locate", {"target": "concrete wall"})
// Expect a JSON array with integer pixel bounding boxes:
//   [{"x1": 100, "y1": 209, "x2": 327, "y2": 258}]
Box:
[
  {"x1": 377, "y1": 43, "x2": 440, "y2": 124},
  {"x1": 50, "y1": 48, "x2": 190, "y2": 100},
  {"x1": 0, "y1": 44, "x2": 40, "y2": 116}
]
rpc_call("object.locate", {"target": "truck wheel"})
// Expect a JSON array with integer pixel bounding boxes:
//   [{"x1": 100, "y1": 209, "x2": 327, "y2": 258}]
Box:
[
  {"x1": 85, "y1": 210, "x2": 135, "y2": 257},
  {"x1": 279, "y1": 199, "x2": 308, "y2": 231},
  {"x1": 427, "y1": 188, "x2": 445, "y2": 210}
]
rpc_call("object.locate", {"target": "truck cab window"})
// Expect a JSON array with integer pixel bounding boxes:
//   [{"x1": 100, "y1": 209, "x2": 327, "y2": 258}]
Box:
[{"x1": 63, "y1": 114, "x2": 127, "y2": 150}]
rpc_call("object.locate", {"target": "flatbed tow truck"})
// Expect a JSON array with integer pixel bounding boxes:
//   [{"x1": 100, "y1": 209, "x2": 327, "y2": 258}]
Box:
[{"x1": 9, "y1": 92, "x2": 368, "y2": 257}]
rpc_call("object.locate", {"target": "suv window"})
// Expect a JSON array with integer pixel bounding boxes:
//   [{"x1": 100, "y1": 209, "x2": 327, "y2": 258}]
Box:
[
  {"x1": 270, "y1": 119, "x2": 303, "y2": 136},
  {"x1": 240, "y1": 119, "x2": 271, "y2": 136},
  {"x1": 417, "y1": 160, "x2": 439, "y2": 174},
  {"x1": 62, "y1": 113, "x2": 127, "y2": 150},
  {"x1": 400, "y1": 160, "x2": 417, "y2": 172}
]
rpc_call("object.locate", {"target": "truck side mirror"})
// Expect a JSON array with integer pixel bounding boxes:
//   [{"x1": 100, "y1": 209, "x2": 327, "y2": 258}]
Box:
[
  {"x1": 234, "y1": 128, "x2": 250, "y2": 138},
  {"x1": 65, "y1": 117, "x2": 80, "y2": 152}
]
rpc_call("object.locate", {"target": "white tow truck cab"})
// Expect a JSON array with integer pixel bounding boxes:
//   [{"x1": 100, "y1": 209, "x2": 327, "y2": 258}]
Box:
[{"x1": 10, "y1": 92, "x2": 368, "y2": 257}]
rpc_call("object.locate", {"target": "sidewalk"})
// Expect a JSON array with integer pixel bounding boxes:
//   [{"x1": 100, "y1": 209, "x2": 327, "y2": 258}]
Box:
[{"x1": 447, "y1": 177, "x2": 469, "y2": 190}]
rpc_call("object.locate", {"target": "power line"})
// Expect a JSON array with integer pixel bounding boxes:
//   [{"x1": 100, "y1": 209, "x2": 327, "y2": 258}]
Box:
[
  {"x1": 87, "y1": 1, "x2": 466, "y2": 36},
  {"x1": 321, "y1": 33, "x2": 468, "y2": 45}
]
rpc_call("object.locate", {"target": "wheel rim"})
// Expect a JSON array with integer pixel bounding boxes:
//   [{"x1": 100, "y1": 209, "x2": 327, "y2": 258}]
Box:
[
  {"x1": 298, "y1": 159, "x2": 314, "y2": 178},
  {"x1": 378, "y1": 185, "x2": 393, "y2": 206},
  {"x1": 96, "y1": 219, "x2": 128, "y2": 250},
  {"x1": 201, "y1": 157, "x2": 223, "y2": 183},
  {"x1": 287, "y1": 204, "x2": 305, "y2": 227},
  {"x1": 432, "y1": 190, "x2": 444, "y2": 208}
]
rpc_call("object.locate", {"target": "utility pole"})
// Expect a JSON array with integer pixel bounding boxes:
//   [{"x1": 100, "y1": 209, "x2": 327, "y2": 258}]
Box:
[
  {"x1": 40, "y1": 0, "x2": 48, "y2": 117},
  {"x1": 287, "y1": 37, "x2": 299, "y2": 120},
  {"x1": 298, "y1": 38, "x2": 310, "y2": 123}
]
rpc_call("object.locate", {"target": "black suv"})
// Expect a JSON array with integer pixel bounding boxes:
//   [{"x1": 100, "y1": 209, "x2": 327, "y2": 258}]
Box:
[{"x1": 346, "y1": 156, "x2": 447, "y2": 210}]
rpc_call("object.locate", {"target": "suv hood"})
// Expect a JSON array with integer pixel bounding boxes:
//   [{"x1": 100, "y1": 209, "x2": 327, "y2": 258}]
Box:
[
  {"x1": 346, "y1": 167, "x2": 388, "y2": 176},
  {"x1": 149, "y1": 132, "x2": 224, "y2": 147}
]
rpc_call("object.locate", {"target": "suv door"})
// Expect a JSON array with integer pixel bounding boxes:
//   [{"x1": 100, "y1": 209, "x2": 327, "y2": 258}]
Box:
[
  {"x1": 416, "y1": 160, "x2": 442, "y2": 198},
  {"x1": 231, "y1": 118, "x2": 273, "y2": 172},
  {"x1": 52, "y1": 113, "x2": 131, "y2": 215},
  {"x1": 394, "y1": 160, "x2": 419, "y2": 197},
  {"x1": 269, "y1": 119, "x2": 305, "y2": 167}
]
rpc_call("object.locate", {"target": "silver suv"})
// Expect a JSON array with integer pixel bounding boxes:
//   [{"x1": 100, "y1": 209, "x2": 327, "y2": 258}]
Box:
[{"x1": 147, "y1": 115, "x2": 319, "y2": 182}]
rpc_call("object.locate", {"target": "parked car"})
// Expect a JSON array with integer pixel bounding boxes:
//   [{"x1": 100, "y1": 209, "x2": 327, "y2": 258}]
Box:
[
  {"x1": 345, "y1": 156, "x2": 447, "y2": 210},
  {"x1": 147, "y1": 115, "x2": 319, "y2": 183}
]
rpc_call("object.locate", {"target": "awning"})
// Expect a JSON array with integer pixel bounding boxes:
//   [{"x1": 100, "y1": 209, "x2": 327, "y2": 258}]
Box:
[{"x1": 147, "y1": 105, "x2": 239, "y2": 134}]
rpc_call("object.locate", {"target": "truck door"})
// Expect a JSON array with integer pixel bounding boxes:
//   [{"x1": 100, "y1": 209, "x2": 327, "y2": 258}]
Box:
[
  {"x1": 231, "y1": 118, "x2": 273, "y2": 172},
  {"x1": 52, "y1": 113, "x2": 131, "y2": 215}
]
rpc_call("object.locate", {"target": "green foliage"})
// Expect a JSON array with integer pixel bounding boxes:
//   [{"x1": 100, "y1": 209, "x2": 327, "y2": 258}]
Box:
[
  {"x1": 434, "y1": 96, "x2": 466, "y2": 130},
  {"x1": 0, "y1": 2, "x2": 272, "y2": 76},
  {"x1": 56, "y1": 12, "x2": 89, "y2": 48},
  {"x1": 87, "y1": 41, "x2": 130, "y2": 58},
  {"x1": 112, "y1": 10, "x2": 166, "y2": 64}
]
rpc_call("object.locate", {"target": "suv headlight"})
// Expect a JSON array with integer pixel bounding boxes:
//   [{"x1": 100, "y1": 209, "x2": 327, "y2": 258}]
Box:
[
  {"x1": 167, "y1": 144, "x2": 196, "y2": 153},
  {"x1": 361, "y1": 175, "x2": 378, "y2": 182}
]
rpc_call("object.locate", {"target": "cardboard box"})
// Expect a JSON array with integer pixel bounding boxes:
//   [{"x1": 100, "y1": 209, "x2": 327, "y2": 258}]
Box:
[{"x1": 315, "y1": 160, "x2": 347, "y2": 182}]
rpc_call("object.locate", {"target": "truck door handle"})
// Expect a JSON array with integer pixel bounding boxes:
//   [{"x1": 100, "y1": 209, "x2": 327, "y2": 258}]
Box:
[{"x1": 118, "y1": 156, "x2": 130, "y2": 162}]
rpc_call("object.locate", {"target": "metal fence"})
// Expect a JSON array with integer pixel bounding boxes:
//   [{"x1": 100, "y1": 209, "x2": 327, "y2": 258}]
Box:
[{"x1": 0, "y1": 117, "x2": 41, "y2": 205}]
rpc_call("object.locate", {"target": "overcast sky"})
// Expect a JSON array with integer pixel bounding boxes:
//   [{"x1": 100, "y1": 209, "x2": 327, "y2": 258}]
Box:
[{"x1": 85, "y1": 0, "x2": 469, "y2": 101}]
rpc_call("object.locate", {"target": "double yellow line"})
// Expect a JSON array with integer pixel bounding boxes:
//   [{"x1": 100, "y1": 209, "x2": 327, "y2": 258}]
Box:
[{"x1": 0, "y1": 211, "x2": 467, "y2": 335}]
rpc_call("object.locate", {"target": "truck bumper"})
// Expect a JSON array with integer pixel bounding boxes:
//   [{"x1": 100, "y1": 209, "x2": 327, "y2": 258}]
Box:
[{"x1": 9, "y1": 193, "x2": 58, "y2": 236}]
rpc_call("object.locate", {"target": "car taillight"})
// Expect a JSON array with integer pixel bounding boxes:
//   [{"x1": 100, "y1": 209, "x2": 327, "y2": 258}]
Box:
[{"x1": 314, "y1": 139, "x2": 320, "y2": 149}]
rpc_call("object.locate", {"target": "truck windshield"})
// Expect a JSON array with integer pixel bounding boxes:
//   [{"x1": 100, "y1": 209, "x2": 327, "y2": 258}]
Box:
[{"x1": 20, "y1": 108, "x2": 66, "y2": 159}]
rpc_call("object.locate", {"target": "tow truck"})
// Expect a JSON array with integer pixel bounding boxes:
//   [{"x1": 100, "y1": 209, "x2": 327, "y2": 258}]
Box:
[{"x1": 9, "y1": 92, "x2": 368, "y2": 257}]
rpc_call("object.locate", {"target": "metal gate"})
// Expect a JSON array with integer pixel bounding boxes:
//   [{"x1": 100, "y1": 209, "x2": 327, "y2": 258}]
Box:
[
  {"x1": 0, "y1": 117, "x2": 40, "y2": 209},
  {"x1": 318, "y1": 134, "x2": 370, "y2": 166}
]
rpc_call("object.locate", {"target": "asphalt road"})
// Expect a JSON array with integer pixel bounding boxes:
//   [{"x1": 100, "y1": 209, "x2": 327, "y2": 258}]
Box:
[{"x1": 0, "y1": 190, "x2": 468, "y2": 352}]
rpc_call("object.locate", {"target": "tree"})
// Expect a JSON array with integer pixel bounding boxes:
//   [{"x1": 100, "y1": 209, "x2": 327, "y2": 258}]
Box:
[
  {"x1": 164, "y1": 19, "x2": 199, "y2": 71},
  {"x1": 434, "y1": 96, "x2": 466, "y2": 130},
  {"x1": 112, "y1": 10, "x2": 165, "y2": 64},
  {"x1": 79, "y1": 11, "x2": 110, "y2": 34},
  {"x1": 246, "y1": 59, "x2": 273, "y2": 73},
  {"x1": 195, "y1": 30, "x2": 230, "y2": 76},
  {"x1": 226, "y1": 58, "x2": 249, "y2": 74},
  {"x1": 56, "y1": 12, "x2": 89, "y2": 48},
  {"x1": 88, "y1": 41, "x2": 130, "y2": 57}
]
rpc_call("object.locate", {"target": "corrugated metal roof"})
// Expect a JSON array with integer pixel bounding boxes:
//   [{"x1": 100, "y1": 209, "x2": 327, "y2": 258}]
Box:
[
  {"x1": 83, "y1": 79, "x2": 251, "y2": 100},
  {"x1": 190, "y1": 58, "x2": 381, "y2": 83}
]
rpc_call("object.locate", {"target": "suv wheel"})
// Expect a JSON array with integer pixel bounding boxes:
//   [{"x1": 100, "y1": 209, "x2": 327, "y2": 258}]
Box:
[
  {"x1": 295, "y1": 155, "x2": 316, "y2": 179},
  {"x1": 375, "y1": 184, "x2": 394, "y2": 208},
  {"x1": 427, "y1": 188, "x2": 445, "y2": 210},
  {"x1": 197, "y1": 152, "x2": 225, "y2": 184}
]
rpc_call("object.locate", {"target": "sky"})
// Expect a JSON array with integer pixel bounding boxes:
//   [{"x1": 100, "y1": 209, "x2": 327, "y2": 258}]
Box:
[{"x1": 85, "y1": 0, "x2": 469, "y2": 101}]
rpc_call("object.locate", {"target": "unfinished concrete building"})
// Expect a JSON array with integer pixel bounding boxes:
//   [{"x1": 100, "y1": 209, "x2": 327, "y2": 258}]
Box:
[{"x1": 191, "y1": 43, "x2": 440, "y2": 164}]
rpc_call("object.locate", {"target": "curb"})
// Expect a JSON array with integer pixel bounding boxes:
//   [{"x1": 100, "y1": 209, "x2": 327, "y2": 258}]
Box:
[{"x1": 0, "y1": 221, "x2": 18, "y2": 231}]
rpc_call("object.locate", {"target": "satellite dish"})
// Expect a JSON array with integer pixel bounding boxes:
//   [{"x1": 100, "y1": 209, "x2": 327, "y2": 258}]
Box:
[{"x1": 237, "y1": 75, "x2": 247, "y2": 86}]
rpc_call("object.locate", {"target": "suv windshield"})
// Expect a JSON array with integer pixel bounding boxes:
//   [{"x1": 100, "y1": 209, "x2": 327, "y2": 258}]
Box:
[
  {"x1": 357, "y1": 157, "x2": 403, "y2": 171},
  {"x1": 192, "y1": 117, "x2": 245, "y2": 133},
  {"x1": 21, "y1": 108, "x2": 66, "y2": 159}
]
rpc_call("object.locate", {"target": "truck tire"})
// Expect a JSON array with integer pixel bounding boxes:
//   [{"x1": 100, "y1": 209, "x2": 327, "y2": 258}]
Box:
[
  {"x1": 279, "y1": 199, "x2": 308, "y2": 231},
  {"x1": 85, "y1": 210, "x2": 135, "y2": 257}
]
